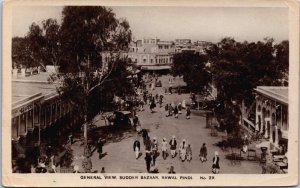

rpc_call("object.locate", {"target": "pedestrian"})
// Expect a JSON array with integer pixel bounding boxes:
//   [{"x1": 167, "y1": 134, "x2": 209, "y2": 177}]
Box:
[
  {"x1": 159, "y1": 97, "x2": 163, "y2": 108},
  {"x1": 174, "y1": 106, "x2": 179, "y2": 118},
  {"x1": 139, "y1": 100, "x2": 144, "y2": 111},
  {"x1": 97, "y1": 138, "x2": 104, "y2": 159},
  {"x1": 84, "y1": 144, "x2": 92, "y2": 157},
  {"x1": 150, "y1": 101, "x2": 156, "y2": 113},
  {"x1": 142, "y1": 129, "x2": 149, "y2": 145},
  {"x1": 68, "y1": 133, "x2": 74, "y2": 145},
  {"x1": 212, "y1": 151, "x2": 220, "y2": 174},
  {"x1": 145, "y1": 136, "x2": 152, "y2": 151},
  {"x1": 133, "y1": 115, "x2": 141, "y2": 132},
  {"x1": 179, "y1": 139, "x2": 187, "y2": 162},
  {"x1": 82, "y1": 156, "x2": 92, "y2": 173},
  {"x1": 168, "y1": 104, "x2": 173, "y2": 117},
  {"x1": 133, "y1": 115, "x2": 139, "y2": 127},
  {"x1": 186, "y1": 106, "x2": 191, "y2": 119},
  {"x1": 161, "y1": 138, "x2": 168, "y2": 160},
  {"x1": 101, "y1": 167, "x2": 106, "y2": 173},
  {"x1": 151, "y1": 137, "x2": 159, "y2": 166},
  {"x1": 169, "y1": 136, "x2": 177, "y2": 158},
  {"x1": 133, "y1": 139, "x2": 141, "y2": 159},
  {"x1": 186, "y1": 144, "x2": 192, "y2": 162},
  {"x1": 178, "y1": 103, "x2": 182, "y2": 114},
  {"x1": 155, "y1": 94, "x2": 159, "y2": 102},
  {"x1": 168, "y1": 166, "x2": 176, "y2": 174},
  {"x1": 165, "y1": 104, "x2": 169, "y2": 117},
  {"x1": 144, "y1": 151, "x2": 152, "y2": 173},
  {"x1": 182, "y1": 100, "x2": 186, "y2": 109},
  {"x1": 73, "y1": 165, "x2": 80, "y2": 173},
  {"x1": 169, "y1": 86, "x2": 172, "y2": 94},
  {"x1": 199, "y1": 143, "x2": 208, "y2": 163}
]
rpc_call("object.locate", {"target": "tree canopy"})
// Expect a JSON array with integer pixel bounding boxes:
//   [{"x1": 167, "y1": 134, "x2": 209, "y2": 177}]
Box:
[
  {"x1": 206, "y1": 37, "x2": 289, "y2": 105},
  {"x1": 171, "y1": 51, "x2": 211, "y2": 94}
]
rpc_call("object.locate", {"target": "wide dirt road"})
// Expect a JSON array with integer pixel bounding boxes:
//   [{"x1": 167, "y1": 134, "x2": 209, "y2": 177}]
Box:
[{"x1": 71, "y1": 75, "x2": 262, "y2": 174}]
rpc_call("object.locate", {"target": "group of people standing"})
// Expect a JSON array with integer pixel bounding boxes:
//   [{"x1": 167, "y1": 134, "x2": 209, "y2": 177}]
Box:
[
  {"x1": 134, "y1": 131, "x2": 220, "y2": 174},
  {"x1": 165, "y1": 102, "x2": 191, "y2": 119}
]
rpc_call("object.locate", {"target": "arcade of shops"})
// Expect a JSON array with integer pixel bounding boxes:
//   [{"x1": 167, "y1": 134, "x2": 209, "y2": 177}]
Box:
[
  {"x1": 11, "y1": 80, "x2": 82, "y2": 164},
  {"x1": 254, "y1": 86, "x2": 288, "y2": 152}
]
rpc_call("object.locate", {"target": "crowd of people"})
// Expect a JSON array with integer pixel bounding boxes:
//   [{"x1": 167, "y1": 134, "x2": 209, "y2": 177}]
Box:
[{"x1": 134, "y1": 130, "x2": 220, "y2": 174}]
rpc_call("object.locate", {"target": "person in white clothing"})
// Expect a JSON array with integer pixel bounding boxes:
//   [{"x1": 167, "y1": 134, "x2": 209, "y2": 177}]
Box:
[
  {"x1": 179, "y1": 139, "x2": 187, "y2": 162},
  {"x1": 182, "y1": 100, "x2": 186, "y2": 109},
  {"x1": 161, "y1": 138, "x2": 168, "y2": 160}
]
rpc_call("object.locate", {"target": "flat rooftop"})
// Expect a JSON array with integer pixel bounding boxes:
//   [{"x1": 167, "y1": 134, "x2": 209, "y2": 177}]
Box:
[
  {"x1": 12, "y1": 72, "x2": 57, "y2": 104},
  {"x1": 255, "y1": 86, "x2": 288, "y2": 105}
]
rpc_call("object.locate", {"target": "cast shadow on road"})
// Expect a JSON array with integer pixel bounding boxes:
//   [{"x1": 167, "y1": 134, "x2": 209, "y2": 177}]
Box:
[
  {"x1": 89, "y1": 126, "x2": 136, "y2": 145},
  {"x1": 137, "y1": 152, "x2": 143, "y2": 159}
]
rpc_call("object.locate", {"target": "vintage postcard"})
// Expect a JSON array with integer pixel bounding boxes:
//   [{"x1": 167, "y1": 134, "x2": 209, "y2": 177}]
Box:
[{"x1": 2, "y1": 0, "x2": 299, "y2": 187}]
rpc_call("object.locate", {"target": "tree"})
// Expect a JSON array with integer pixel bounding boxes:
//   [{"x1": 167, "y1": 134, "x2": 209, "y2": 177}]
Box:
[
  {"x1": 12, "y1": 19, "x2": 62, "y2": 71},
  {"x1": 55, "y1": 6, "x2": 133, "y2": 146},
  {"x1": 206, "y1": 37, "x2": 288, "y2": 137},
  {"x1": 171, "y1": 51, "x2": 211, "y2": 95},
  {"x1": 40, "y1": 18, "x2": 62, "y2": 67},
  {"x1": 207, "y1": 37, "x2": 287, "y2": 105}
]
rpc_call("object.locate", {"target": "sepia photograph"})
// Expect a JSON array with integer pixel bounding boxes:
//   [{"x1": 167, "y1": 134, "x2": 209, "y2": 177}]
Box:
[{"x1": 2, "y1": 0, "x2": 299, "y2": 187}]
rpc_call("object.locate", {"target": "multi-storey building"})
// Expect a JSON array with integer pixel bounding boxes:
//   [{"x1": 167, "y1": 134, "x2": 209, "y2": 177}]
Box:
[{"x1": 102, "y1": 38, "x2": 175, "y2": 72}]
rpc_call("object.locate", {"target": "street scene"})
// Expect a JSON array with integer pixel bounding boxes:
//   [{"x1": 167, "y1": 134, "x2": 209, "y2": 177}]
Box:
[{"x1": 11, "y1": 6, "x2": 289, "y2": 175}]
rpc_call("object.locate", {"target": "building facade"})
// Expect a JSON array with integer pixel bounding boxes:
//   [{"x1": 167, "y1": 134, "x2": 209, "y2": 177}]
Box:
[
  {"x1": 254, "y1": 86, "x2": 288, "y2": 151},
  {"x1": 102, "y1": 38, "x2": 175, "y2": 71}
]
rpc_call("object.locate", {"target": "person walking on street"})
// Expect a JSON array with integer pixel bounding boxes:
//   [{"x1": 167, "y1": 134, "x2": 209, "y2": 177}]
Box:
[
  {"x1": 212, "y1": 151, "x2": 220, "y2": 174},
  {"x1": 142, "y1": 129, "x2": 149, "y2": 145},
  {"x1": 84, "y1": 144, "x2": 92, "y2": 158},
  {"x1": 82, "y1": 156, "x2": 92, "y2": 173},
  {"x1": 169, "y1": 136, "x2": 177, "y2": 158},
  {"x1": 178, "y1": 103, "x2": 182, "y2": 114},
  {"x1": 159, "y1": 97, "x2": 163, "y2": 108},
  {"x1": 165, "y1": 104, "x2": 169, "y2": 117},
  {"x1": 199, "y1": 143, "x2": 208, "y2": 163},
  {"x1": 150, "y1": 100, "x2": 156, "y2": 113},
  {"x1": 182, "y1": 100, "x2": 186, "y2": 109},
  {"x1": 168, "y1": 104, "x2": 173, "y2": 117},
  {"x1": 144, "y1": 151, "x2": 152, "y2": 173},
  {"x1": 186, "y1": 144, "x2": 192, "y2": 162},
  {"x1": 133, "y1": 139, "x2": 141, "y2": 159},
  {"x1": 186, "y1": 106, "x2": 191, "y2": 119},
  {"x1": 174, "y1": 106, "x2": 179, "y2": 118},
  {"x1": 145, "y1": 136, "x2": 152, "y2": 151},
  {"x1": 151, "y1": 137, "x2": 159, "y2": 166},
  {"x1": 97, "y1": 138, "x2": 104, "y2": 159},
  {"x1": 68, "y1": 133, "x2": 74, "y2": 145},
  {"x1": 161, "y1": 138, "x2": 168, "y2": 160},
  {"x1": 139, "y1": 100, "x2": 144, "y2": 111},
  {"x1": 179, "y1": 139, "x2": 187, "y2": 162}
]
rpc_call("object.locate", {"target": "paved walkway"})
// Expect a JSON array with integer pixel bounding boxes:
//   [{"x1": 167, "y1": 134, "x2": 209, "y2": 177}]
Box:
[{"x1": 70, "y1": 75, "x2": 262, "y2": 174}]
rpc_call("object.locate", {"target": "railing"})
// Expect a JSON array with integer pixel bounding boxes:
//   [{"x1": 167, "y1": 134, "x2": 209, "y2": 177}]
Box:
[{"x1": 242, "y1": 118, "x2": 256, "y2": 133}]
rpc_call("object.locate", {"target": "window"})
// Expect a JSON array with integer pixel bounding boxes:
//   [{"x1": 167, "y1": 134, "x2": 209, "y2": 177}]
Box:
[
  {"x1": 143, "y1": 59, "x2": 146, "y2": 63},
  {"x1": 150, "y1": 59, "x2": 153, "y2": 63}
]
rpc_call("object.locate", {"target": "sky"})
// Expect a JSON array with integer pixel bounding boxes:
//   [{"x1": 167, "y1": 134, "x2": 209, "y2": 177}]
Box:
[{"x1": 12, "y1": 6, "x2": 288, "y2": 43}]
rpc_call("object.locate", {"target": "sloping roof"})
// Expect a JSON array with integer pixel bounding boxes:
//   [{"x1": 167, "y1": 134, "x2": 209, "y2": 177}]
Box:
[{"x1": 255, "y1": 86, "x2": 288, "y2": 105}]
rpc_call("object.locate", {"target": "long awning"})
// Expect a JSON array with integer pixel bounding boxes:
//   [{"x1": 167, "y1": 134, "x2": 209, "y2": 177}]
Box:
[{"x1": 141, "y1": 65, "x2": 171, "y2": 70}]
